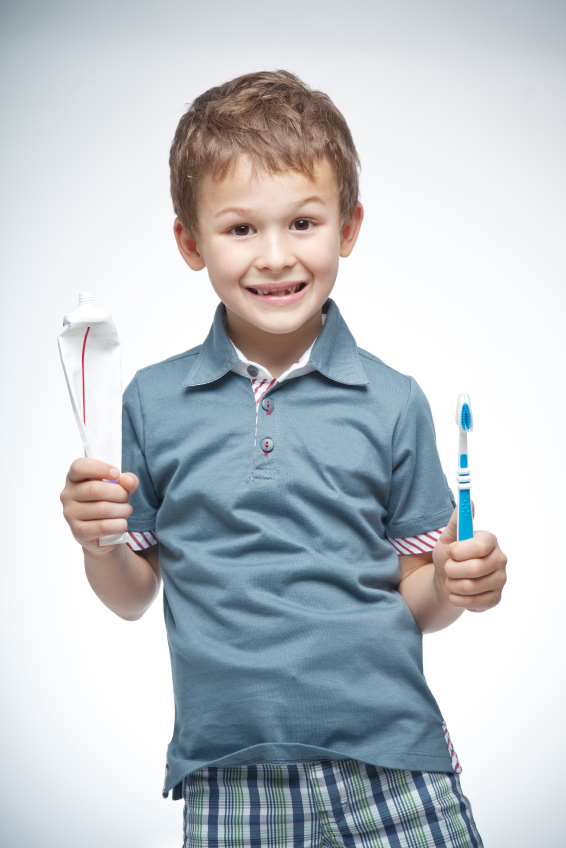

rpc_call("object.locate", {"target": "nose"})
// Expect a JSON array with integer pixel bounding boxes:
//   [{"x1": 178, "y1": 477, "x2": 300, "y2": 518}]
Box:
[{"x1": 254, "y1": 231, "x2": 296, "y2": 274}]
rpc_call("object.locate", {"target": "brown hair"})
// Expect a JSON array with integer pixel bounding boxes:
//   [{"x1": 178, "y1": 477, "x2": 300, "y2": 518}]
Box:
[{"x1": 169, "y1": 70, "x2": 360, "y2": 237}]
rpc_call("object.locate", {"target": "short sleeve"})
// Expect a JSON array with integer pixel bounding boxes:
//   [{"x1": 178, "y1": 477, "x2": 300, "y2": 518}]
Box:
[
  {"x1": 384, "y1": 377, "x2": 456, "y2": 540},
  {"x1": 122, "y1": 375, "x2": 161, "y2": 531}
]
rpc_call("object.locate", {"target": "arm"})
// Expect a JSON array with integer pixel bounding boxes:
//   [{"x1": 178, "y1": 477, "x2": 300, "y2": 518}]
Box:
[
  {"x1": 397, "y1": 506, "x2": 507, "y2": 634},
  {"x1": 398, "y1": 550, "x2": 463, "y2": 634},
  {"x1": 84, "y1": 542, "x2": 161, "y2": 622},
  {"x1": 61, "y1": 458, "x2": 161, "y2": 621}
]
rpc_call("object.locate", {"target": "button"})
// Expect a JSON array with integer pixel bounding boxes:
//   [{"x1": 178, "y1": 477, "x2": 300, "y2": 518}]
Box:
[
  {"x1": 247, "y1": 365, "x2": 259, "y2": 377},
  {"x1": 261, "y1": 398, "x2": 274, "y2": 412},
  {"x1": 261, "y1": 438, "x2": 274, "y2": 452}
]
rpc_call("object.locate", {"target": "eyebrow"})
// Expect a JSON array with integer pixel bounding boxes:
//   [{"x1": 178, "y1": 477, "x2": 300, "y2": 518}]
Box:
[
  {"x1": 214, "y1": 207, "x2": 251, "y2": 219},
  {"x1": 297, "y1": 196, "x2": 326, "y2": 207},
  {"x1": 214, "y1": 196, "x2": 327, "y2": 219}
]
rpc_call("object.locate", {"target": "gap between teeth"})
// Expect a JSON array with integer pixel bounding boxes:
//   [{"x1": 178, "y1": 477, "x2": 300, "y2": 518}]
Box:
[{"x1": 253, "y1": 285, "x2": 300, "y2": 295}]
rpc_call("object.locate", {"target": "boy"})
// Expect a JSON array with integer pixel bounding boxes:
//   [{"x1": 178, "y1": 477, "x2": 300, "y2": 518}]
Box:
[{"x1": 61, "y1": 71, "x2": 507, "y2": 847}]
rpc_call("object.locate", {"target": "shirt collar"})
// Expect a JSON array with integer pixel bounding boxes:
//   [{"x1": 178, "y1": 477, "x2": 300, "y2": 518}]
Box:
[
  {"x1": 229, "y1": 315, "x2": 324, "y2": 384},
  {"x1": 182, "y1": 298, "x2": 369, "y2": 388}
]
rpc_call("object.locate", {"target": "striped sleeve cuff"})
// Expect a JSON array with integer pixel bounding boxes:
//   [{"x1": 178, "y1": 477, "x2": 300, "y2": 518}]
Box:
[
  {"x1": 126, "y1": 530, "x2": 158, "y2": 551},
  {"x1": 129, "y1": 529, "x2": 443, "y2": 555},
  {"x1": 389, "y1": 527, "x2": 445, "y2": 555},
  {"x1": 128, "y1": 529, "x2": 443, "y2": 554}
]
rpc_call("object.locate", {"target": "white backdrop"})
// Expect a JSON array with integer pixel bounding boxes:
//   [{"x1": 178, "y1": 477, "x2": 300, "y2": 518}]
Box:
[{"x1": 1, "y1": 2, "x2": 565, "y2": 846}]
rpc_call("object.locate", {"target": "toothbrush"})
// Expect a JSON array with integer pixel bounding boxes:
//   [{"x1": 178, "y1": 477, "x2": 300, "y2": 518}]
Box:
[{"x1": 455, "y1": 393, "x2": 474, "y2": 541}]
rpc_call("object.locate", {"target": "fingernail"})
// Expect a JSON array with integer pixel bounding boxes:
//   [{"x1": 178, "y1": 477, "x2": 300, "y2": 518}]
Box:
[
  {"x1": 109, "y1": 468, "x2": 120, "y2": 479},
  {"x1": 446, "y1": 546, "x2": 451, "y2": 558}
]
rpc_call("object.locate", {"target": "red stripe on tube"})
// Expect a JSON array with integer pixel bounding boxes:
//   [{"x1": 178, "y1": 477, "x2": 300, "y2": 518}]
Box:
[{"x1": 82, "y1": 326, "x2": 91, "y2": 424}]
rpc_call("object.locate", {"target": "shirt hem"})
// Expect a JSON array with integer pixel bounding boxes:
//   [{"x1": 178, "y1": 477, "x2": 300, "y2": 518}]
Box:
[
  {"x1": 163, "y1": 744, "x2": 456, "y2": 796},
  {"x1": 126, "y1": 518, "x2": 157, "y2": 532}
]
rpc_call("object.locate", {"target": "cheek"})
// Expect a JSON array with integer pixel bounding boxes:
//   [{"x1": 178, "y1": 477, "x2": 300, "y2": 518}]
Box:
[
  {"x1": 207, "y1": 242, "x2": 249, "y2": 282},
  {"x1": 303, "y1": 235, "x2": 340, "y2": 278}
]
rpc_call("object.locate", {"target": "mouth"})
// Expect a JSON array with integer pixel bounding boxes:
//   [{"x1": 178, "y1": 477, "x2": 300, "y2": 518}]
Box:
[{"x1": 244, "y1": 282, "x2": 308, "y2": 303}]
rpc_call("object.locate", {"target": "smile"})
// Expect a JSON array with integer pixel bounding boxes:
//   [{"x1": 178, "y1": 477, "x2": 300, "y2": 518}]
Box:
[{"x1": 246, "y1": 283, "x2": 307, "y2": 297}]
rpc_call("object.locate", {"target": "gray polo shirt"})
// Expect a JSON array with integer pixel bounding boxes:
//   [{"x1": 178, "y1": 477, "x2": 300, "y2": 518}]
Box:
[{"x1": 123, "y1": 298, "x2": 457, "y2": 796}]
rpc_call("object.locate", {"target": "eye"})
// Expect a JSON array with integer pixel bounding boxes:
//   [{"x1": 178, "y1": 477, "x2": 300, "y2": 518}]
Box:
[
  {"x1": 290, "y1": 219, "x2": 313, "y2": 231},
  {"x1": 229, "y1": 224, "x2": 255, "y2": 237}
]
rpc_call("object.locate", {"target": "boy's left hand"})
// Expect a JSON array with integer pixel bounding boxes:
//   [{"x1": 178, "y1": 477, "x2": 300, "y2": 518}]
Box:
[{"x1": 433, "y1": 507, "x2": 507, "y2": 612}]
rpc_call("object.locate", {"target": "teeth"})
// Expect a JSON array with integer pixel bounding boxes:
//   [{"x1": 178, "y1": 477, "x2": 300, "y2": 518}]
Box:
[{"x1": 252, "y1": 284, "x2": 302, "y2": 296}]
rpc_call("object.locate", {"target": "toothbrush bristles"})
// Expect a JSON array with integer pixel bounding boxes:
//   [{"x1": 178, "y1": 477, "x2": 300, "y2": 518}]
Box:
[{"x1": 456, "y1": 393, "x2": 473, "y2": 431}]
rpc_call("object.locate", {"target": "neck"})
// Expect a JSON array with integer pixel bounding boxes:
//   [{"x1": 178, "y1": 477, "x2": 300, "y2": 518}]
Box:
[{"x1": 225, "y1": 309, "x2": 323, "y2": 379}]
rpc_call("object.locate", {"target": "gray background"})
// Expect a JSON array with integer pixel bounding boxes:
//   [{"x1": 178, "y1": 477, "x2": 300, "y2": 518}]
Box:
[{"x1": 1, "y1": 1, "x2": 565, "y2": 845}]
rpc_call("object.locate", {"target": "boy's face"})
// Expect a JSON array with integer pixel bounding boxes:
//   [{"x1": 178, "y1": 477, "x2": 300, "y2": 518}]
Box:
[{"x1": 174, "y1": 156, "x2": 363, "y2": 341}]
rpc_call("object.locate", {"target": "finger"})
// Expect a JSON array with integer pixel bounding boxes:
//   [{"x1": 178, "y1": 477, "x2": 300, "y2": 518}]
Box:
[
  {"x1": 445, "y1": 568, "x2": 507, "y2": 596},
  {"x1": 447, "y1": 531, "x2": 497, "y2": 562},
  {"x1": 67, "y1": 458, "x2": 121, "y2": 483},
  {"x1": 74, "y1": 517, "x2": 130, "y2": 545},
  {"x1": 444, "y1": 553, "x2": 502, "y2": 580},
  {"x1": 72, "y1": 500, "x2": 133, "y2": 523},
  {"x1": 116, "y1": 472, "x2": 139, "y2": 495},
  {"x1": 447, "y1": 589, "x2": 502, "y2": 612},
  {"x1": 71, "y1": 478, "x2": 132, "y2": 504}
]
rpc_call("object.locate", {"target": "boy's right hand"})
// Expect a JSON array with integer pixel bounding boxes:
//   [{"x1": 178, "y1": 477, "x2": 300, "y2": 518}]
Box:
[{"x1": 60, "y1": 458, "x2": 139, "y2": 555}]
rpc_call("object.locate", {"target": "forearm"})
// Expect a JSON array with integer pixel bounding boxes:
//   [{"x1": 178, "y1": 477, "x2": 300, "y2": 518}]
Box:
[
  {"x1": 398, "y1": 563, "x2": 464, "y2": 634},
  {"x1": 83, "y1": 544, "x2": 160, "y2": 621}
]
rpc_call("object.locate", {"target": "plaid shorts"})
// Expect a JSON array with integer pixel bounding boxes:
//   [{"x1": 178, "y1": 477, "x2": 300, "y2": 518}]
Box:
[{"x1": 182, "y1": 759, "x2": 483, "y2": 847}]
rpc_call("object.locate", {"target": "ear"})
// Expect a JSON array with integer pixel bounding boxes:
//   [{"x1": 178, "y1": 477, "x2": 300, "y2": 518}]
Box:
[
  {"x1": 173, "y1": 218, "x2": 206, "y2": 271},
  {"x1": 339, "y1": 202, "x2": 364, "y2": 258}
]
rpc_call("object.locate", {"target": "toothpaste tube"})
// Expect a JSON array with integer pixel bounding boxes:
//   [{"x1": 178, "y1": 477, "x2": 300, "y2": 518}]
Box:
[{"x1": 58, "y1": 292, "x2": 127, "y2": 546}]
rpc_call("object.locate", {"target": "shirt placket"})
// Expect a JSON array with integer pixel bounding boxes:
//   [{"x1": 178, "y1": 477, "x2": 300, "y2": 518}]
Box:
[{"x1": 251, "y1": 377, "x2": 277, "y2": 480}]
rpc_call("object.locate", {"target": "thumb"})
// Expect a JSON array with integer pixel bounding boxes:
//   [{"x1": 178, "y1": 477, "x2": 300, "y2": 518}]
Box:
[
  {"x1": 117, "y1": 471, "x2": 139, "y2": 495},
  {"x1": 438, "y1": 501, "x2": 476, "y2": 548},
  {"x1": 439, "y1": 507, "x2": 458, "y2": 547}
]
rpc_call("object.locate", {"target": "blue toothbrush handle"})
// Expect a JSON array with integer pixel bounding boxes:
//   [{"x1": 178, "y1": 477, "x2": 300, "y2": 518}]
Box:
[
  {"x1": 458, "y1": 489, "x2": 474, "y2": 540},
  {"x1": 457, "y1": 454, "x2": 473, "y2": 541}
]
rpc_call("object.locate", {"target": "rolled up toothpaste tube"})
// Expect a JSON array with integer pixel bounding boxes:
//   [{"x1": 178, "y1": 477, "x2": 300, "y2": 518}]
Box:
[{"x1": 58, "y1": 292, "x2": 127, "y2": 546}]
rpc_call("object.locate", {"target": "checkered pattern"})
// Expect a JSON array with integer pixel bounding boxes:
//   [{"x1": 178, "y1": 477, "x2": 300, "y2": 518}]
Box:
[{"x1": 182, "y1": 758, "x2": 482, "y2": 847}]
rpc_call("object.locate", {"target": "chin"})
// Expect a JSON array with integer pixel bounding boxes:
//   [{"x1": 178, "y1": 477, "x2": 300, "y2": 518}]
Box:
[{"x1": 261, "y1": 311, "x2": 315, "y2": 332}]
